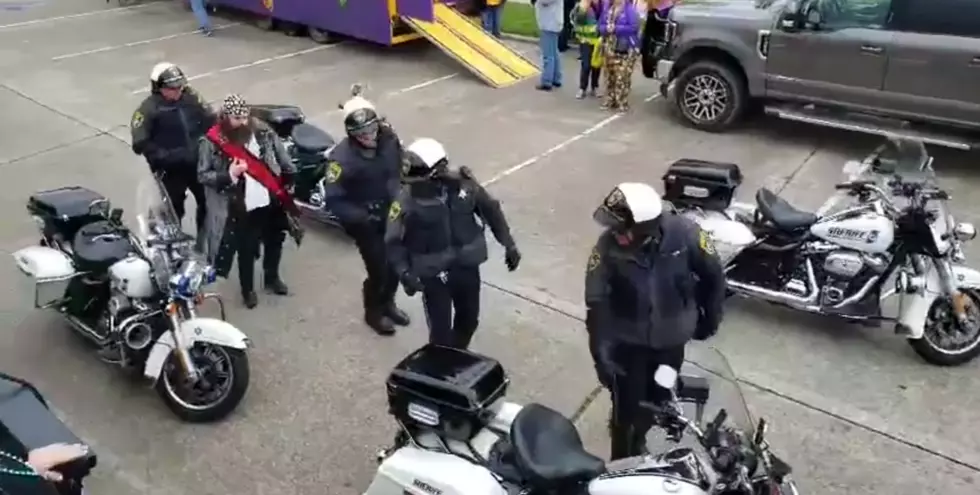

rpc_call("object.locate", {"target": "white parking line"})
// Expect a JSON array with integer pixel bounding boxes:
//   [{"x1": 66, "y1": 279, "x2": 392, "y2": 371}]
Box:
[
  {"x1": 484, "y1": 93, "x2": 662, "y2": 186},
  {"x1": 128, "y1": 44, "x2": 339, "y2": 95},
  {"x1": 52, "y1": 23, "x2": 241, "y2": 61},
  {"x1": 0, "y1": 2, "x2": 156, "y2": 30}
]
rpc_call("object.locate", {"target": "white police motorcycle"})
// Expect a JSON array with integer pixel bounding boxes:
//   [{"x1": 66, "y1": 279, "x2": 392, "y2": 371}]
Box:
[
  {"x1": 663, "y1": 136, "x2": 980, "y2": 366},
  {"x1": 366, "y1": 344, "x2": 799, "y2": 495},
  {"x1": 13, "y1": 176, "x2": 250, "y2": 422}
]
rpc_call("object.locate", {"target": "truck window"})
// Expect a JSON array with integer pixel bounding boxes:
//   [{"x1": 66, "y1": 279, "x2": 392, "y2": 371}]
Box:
[
  {"x1": 890, "y1": 0, "x2": 980, "y2": 37},
  {"x1": 814, "y1": 0, "x2": 892, "y2": 30}
]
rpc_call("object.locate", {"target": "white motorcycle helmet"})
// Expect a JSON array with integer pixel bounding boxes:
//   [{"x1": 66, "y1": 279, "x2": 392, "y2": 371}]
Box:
[
  {"x1": 149, "y1": 62, "x2": 187, "y2": 92},
  {"x1": 593, "y1": 182, "x2": 665, "y2": 242},
  {"x1": 403, "y1": 138, "x2": 449, "y2": 179}
]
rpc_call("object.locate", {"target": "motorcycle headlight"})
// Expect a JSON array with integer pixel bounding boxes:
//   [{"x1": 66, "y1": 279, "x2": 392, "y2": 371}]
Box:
[
  {"x1": 954, "y1": 222, "x2": 977, "y2": 242},
  {"x1": 169, "y1": 262, "x2": 216, "y2": 298}
]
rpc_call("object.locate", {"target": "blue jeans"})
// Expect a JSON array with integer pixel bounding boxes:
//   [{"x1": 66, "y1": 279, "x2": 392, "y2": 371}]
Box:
[
  {"x1": 539, "y1": 30, "x2": 562, "y2": 87},
  {"x1": 481, "y1": 6, "x2": 502, "y2": 38},
  {"x1": 190, "y1": 0, "x2": 212, "y2": 30}
]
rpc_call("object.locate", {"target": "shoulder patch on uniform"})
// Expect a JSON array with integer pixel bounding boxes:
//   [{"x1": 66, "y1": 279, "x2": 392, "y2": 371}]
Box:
[
  {"x1": 325, "y1": 161, "x2": 342, "y2": 183},
  {"x1": 131, "y1": 110, "x2": 144, "y2": 129},
  {"x1": 698, "y1": 229, "x2": 716, "y2": 255},
  {"x1": 388, "y1": 201, "x2": 402, "y2": 222},
  {"x1": 587, "y1": 246, "x2": 601, "y2": 272}
]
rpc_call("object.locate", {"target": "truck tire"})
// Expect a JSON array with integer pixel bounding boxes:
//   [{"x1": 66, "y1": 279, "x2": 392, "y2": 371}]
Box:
[{"x1": 672, "y1": 60, "x2": 747, "y2": 132}]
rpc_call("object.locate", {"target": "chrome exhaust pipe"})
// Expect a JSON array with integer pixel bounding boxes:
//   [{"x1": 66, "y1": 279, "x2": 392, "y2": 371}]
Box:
[
  {"x1": 727, "y1": 259, "x2": 820, "y2": 307},
  {"x1": 62, "y1": 313, "x2": 108, "y2": 345},
  {"x1": 123, "y1": 322, "x2": 154, "y2": 351}
]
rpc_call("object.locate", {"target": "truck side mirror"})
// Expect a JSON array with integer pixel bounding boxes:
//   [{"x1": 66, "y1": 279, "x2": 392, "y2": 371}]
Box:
[{"x1": 777, "y1": 11, "x2": 803, "y2": 31}]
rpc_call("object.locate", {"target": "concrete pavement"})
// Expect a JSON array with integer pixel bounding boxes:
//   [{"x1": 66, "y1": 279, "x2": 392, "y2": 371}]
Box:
[{"x1": 1, "y1": 1, "x2": 979, "y2": 494}]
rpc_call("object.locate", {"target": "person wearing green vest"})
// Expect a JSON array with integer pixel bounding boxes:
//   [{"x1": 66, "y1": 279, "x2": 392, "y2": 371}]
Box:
[{"x1": 571, "y1": 0, "x2": 603, "y2": 99}]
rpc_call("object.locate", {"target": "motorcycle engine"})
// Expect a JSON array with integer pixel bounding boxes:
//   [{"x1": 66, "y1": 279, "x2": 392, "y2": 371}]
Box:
[{"x1": 820, "y1": 251, "x2": 886, "y2": 306}]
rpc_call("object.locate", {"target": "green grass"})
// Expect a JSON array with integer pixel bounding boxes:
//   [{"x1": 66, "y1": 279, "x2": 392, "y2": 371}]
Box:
[{"x1": 500, "y1": 2, "x2": 539, "y2": 37}]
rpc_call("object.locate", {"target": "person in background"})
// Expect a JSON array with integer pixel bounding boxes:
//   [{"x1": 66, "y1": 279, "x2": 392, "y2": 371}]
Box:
[
  {"x1": 189, "y1": 0, "x2": 213, "y2": 36},
  {"x1": 598, "y1": 0, "x2": 641, "y2": 112},
  {"x1": 559, "y1": 0, "x2": 577, "y2": 52},
  {"x1": 534, "y1": 0, "x2": 564, "y2": 91},
  {"x1": 641, "y1": 0, "x2": 676, "y2": 77},
  {"x1": 571, "y1": 0, "x2": 603, "y2": 99},
  {"x1": 479, "y1": 0, "x2": 505, "y2": 38}
]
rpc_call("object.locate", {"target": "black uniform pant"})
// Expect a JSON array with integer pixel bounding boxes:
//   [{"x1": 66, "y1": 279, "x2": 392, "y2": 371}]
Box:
[
  {"x1": 558, "y1": 0, "x2": 576, "y2": 51},
  {"x1": 161, "y1": 167, "x2": 207, "y2": 234},
  {"x1": 349, "y1": 221, "x2": 399, "y2": 315},
  {"x1": 609, "y1": 342, "x2": 686, "y2": 460},
  {"x1": 236, "y1": 205, "x2": 285, "y2": 294},
  {"x1": 421, "y1": 265, "x2": 481, "y2": 349}
]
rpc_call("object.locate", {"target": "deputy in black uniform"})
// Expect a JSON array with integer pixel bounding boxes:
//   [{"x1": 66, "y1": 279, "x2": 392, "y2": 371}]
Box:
[
  {"x1": 385, "y1": 138, "x2": 521, "y2": 350},
  {"x1": 322, "y1": 89, "x2": 409, "y2": 336},
  {"x1": 130, "y1": 62, "x2": 215, "y2": 244},
  {"x1": 584, "y1": 182, "x2": 725, "y2": 460}
]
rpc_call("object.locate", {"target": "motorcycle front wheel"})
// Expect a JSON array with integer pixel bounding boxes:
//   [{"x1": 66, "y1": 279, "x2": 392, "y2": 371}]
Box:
[
  {"x1": 908, "y1": 290, "x2": 980, "y2": 366},
  {"x1": 156, "y1": 343, "x2": 250, "y2": 422}
]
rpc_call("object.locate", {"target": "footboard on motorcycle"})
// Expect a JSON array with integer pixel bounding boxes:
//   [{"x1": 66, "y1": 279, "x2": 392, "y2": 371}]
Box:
[{"x1": 0, "y1": 373, "x2": 96, "y2": 495}]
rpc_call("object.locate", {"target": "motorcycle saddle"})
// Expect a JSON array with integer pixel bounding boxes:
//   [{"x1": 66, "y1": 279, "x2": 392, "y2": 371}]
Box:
[
  {"x1": 291, "y1": 123, "x2": 335, "y2": 153},
  {"x1": 755, "y1": 188, "x2": 817, "y2": 231},
  {"x1": 510, "y1": 403, "x2": 605, "y2": 488}
]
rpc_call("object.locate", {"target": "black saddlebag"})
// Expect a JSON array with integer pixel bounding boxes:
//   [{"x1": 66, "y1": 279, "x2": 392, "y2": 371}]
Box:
[
  {"x1": 387, "y1": 344, "x2": 509, "y2": 442},
  {"x1": 662, "y1": 159, "x2": 742, "y2": 211},
  {"x1": 250, "y1": 104, "x2": 305, "y2": 138},
  {"x1": 27, "y1": 187, "x2": 107, "y2": 244},
  {"x1": 0, "y1": 373, "x2": 96, "y2": 495}
]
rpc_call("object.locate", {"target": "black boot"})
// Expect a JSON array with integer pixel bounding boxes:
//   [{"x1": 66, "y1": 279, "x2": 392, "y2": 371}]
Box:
[
  {"x1": 242, "y1": 291, "x2": 258, "y2": 309},
  {"x1": 385, "y1": 303, "x2": 410, "y2": 326},
  {"x1": 365, "y1": 310, "x2": 396, "y2": 336},
  {"x1": 264, "y1": 275, "x2": 289, "y2": 295}
]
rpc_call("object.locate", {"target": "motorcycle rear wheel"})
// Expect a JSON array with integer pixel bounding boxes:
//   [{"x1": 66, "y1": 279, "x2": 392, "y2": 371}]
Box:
[
  {"x1": 908, "y1": 290, "x2": 980, "y2": 366},
  {"x1": 156, "y1": 343, "x2": 249, "y2": 422}
]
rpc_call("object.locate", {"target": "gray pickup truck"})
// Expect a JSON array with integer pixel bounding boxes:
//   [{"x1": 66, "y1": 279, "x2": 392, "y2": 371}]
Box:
[{"x1": 646, "y1": 0, "x2": 980, "y2": 150}]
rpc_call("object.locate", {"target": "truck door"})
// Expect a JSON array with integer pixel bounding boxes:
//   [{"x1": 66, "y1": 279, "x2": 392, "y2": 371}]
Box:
[
  {"x1": 766, "y1": 0, "x2": 893, "y2": 109},
  {"x1": 882, "y1": 0, "x2": 980, "y2": 127}
]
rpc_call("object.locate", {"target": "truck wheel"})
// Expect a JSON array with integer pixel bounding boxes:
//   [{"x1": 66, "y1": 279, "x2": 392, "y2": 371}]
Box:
[{"x1": 673, "y1": 60, "x2": 747, "y2": 132}]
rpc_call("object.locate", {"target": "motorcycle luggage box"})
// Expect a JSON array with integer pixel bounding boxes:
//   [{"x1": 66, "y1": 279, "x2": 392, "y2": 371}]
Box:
[
  {"x1": 291, "y1": 123, "x2": 335, "y2": 154},
  {"x1": 0, "y1": 373, "x2": 96, "y2": 492},
  {"x1": 27, "y1": 187, "x2": 107, "y2": 243},
  {"x1": 662, "y1": 159, "x2": 742, "y2": 211},
  {"x1": 72, "y1": 221, "x2": 134, "y2": 273},
  {"x1": 250, "y1": 104, "x2": 305, "y2": 138},
  {"x1": 387, "y1": 344, "x2": 509, "y2": 442}
]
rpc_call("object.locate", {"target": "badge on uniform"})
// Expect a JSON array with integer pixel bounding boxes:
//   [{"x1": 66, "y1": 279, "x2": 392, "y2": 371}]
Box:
[
  {"x1": 388, "y1": 201, "x2": 402, "y2": 222},
  {"x1": 458, "y1": 188, "x2": 468, "y2": 200},
  {"x1": 326, "y1": 161, "x2": 342, "y2": 183},
  {"x1": 131, "y1": 110, "x2": 144, "y2": 129},
  {"x1": 698, "y1": 230, "x2": 716, "y2": 255},
  {"x1": 587, "y1": 247, "x2": 601, "y2": 272}
]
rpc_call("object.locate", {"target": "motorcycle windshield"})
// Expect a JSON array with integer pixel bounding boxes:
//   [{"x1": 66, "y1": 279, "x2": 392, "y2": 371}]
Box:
[
  {"x1": 647, "y1": 343, "x2": 754, "y2": 451},
  {"x1": 134, "y1": 176, "x2": 200, "y2": 286}
]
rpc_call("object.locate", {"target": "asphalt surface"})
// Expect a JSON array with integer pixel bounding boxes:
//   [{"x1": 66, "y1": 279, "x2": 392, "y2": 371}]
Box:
[{"x1": 1, "y1": 1, "x2": 979, "y2": 494}]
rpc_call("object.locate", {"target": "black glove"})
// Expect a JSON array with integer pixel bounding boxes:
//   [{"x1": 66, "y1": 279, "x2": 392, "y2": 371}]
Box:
[
  {"x1": 400, "y1": 272, "x2": 424, "y2": 296},
  {"x1": 693, "y1": 307, "x2": 718, "y2": 341},
  {"x1": 596, "y1": 338, "x2": 623, "y2": 377},
  {"x1": 504, "y1": 245, "x2": 522, "y2": 272}
]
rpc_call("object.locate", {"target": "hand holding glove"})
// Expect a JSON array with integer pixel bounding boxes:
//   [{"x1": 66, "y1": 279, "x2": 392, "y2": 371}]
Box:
[
  {"x1": 400, "y1": 271, "x2": 424, "y2": 296},
  {"x1": 504, "y1": 245, "x2": 522, "y2": 272}
]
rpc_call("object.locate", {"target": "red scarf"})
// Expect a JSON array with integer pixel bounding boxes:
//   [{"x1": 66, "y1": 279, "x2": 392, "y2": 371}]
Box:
[
  {"x1": 205, "y1": 125, "x2": 299, "y2": 215},
  {"x1": 205, "y1": 125, "x2": 304, "y2": 245}
]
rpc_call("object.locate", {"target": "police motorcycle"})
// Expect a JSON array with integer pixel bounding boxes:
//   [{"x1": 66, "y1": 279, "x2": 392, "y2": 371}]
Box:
[
  {"x1": 663, "y1": 136, "x2": 980, "y2": 366},
  {"x1": 248, "y1": 103, "x2": 341, "y2": 226},
  {"x1": 12, "y1": 176, "x2": 251, "y2": 422},
  {"x1": 366, "y1": 343, "x2": 799, "y2": 495}
]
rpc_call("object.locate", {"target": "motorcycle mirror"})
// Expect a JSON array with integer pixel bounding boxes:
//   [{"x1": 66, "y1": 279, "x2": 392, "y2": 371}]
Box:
[
  {"x1": 754, "y1": 417, "x2": 768, "y2": 445},
  {"x1": 109, "y1": 208, "x2": 124, "y2": 225},
  {"x1": 654, "y1": 365, "x2": 678, "y2": 389}
]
